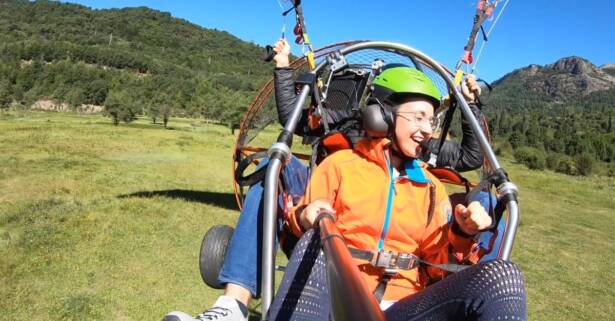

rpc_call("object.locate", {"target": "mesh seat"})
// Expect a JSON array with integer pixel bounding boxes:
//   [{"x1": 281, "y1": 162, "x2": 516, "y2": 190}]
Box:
[
  {"x1": 268, "y1": 229, "x2": 330, "y2": 321},
  {"x1": 268, "y1": 231, "x2": 526, "y2": 321}
]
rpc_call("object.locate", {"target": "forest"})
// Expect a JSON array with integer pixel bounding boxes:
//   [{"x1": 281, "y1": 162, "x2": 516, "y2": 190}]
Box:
[
  {"x1": 1, "y1": 0, "x2": 614, "y2": 176},
  {"x1": 0, "y1": 0, "x2": 271, "y2": 128}
]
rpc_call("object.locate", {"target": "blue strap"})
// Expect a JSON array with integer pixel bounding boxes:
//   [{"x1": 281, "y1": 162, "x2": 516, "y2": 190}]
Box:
[
  {"x1": 377, "y1": 158, "x2": 430, "y2": 251},
  {"x1": 378, "y1": 158, "x2": 396, "y2": 251}
]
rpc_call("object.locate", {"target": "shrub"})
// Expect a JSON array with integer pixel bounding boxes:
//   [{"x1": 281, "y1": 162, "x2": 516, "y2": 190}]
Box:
[
  {"x1": 546, "y1": 153, "x2": 562, "y2": 170},
  {"x1": 494, "y1": 140, "x2": 514, "y2": 158},
  {"x1": 575, "y1": 154, "x2": 595, "y2": 176},
  {"x1": 555, "y1": 157, "x2": 577, "y2": 175},
  {"x1": 514, "y1": 146, "x2": 546, "y2": 170}
]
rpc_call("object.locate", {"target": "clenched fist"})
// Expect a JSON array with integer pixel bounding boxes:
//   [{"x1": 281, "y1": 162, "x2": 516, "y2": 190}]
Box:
[
  {"x1": 461, "y1": 74, "x2": 481, "y2": 103},
  {"x1": 454, "y1": 201, "x2": 492, "y2": 236},
  {"x1": 273, "y1": 38, "x2": 291, "y2": 68},
  {"x1": 299, "y1": 199, "x2": 336, "y2": 230}
]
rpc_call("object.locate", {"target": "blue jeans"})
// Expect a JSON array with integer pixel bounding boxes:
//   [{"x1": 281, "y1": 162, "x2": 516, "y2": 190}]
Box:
[{"x1": 217, "y1": 155, "x2": 309, "y2": 297}]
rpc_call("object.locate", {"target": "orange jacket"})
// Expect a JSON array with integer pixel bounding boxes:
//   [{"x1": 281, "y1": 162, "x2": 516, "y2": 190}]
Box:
[{"x1": 287, "y1": 138, "x2": 476, "y2": 301}]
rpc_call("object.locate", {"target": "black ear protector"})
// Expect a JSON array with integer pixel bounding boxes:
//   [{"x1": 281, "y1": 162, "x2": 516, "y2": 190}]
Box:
[{"x1": 362, "y1": 97, "x2": 395, "y2": 138}]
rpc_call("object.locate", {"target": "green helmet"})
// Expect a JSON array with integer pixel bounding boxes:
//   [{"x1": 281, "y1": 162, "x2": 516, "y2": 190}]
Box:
[{"x1": 371, "y1": 65, "x2": 441, "y2": 109}]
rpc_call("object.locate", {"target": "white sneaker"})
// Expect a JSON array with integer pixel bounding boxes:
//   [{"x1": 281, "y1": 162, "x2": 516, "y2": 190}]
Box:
[{"x1": 163, "y1": 296, "x2": 249, "y2": 321}]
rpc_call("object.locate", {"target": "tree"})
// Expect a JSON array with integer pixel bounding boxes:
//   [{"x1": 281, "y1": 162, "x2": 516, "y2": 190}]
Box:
[
  {"x1": 104, "y1": 90, "x2": 122, "y2": 125},
  {"x1": 66, "y1": 88, "x2": 86, "y2": 110},
  {"x1": 220, "y1": 91, "x2": 248, "y2": 134},
  {"x1": 147, "y1": 103, "x2": 160, "y2": 124},
  {"x1": 85, "y1": 79, "x2": 108, "y2": 105},
  {"x1": 508, "y1": 132, "x2": 526, "y2": 150},
  {"x1": 160, "y1": 93, "x2": 174, "y2": 129},
  {"x1": 104, "y1": 90, "x2": 136, "y2": 125}
]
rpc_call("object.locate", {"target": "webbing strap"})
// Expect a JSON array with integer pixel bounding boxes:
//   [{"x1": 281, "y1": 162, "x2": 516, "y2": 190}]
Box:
[
  {"x1": 430, "y1": 99, "x2": 457, "y2": 167},
  {"x1": 373, "y1": 272, "x2": 394, "y2": 303},
  {"x1": 349, "y1": 247, "x2": 471, "y2": 274},
  {"x1": 377, "y1": 158, "x2": 395, "y2": 251},
  {"x1": 235, "y1": 151, "x2": 269, "y2": 187},
  {"x1": 350, "y1": 246, "x2": 470, "y2": 301},
  {"x1": 465, "y1": 174, "x2": 498, "y2": 230}
]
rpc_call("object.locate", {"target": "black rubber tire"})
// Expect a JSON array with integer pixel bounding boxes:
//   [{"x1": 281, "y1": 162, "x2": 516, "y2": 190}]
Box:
[{"x1": 199, "y1": 224, "x2": 235, "y2": 289}]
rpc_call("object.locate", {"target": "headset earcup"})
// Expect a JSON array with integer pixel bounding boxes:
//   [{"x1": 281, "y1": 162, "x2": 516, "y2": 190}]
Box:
[
  {"x1": 383, "y1": 107, "x2": 395, "y2": 130},
  {"x1": 363, "y1": 103, "x2": 390, "y2": 138}
]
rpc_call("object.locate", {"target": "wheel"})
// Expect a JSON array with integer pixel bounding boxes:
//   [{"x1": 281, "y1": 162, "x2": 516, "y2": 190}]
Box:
[{"x1": 199, "y1": 224, "x2": 234, "y2": 289}]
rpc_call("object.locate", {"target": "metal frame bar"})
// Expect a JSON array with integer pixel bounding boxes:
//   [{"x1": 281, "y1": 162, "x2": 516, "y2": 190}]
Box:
[
  {"x1": 319, "y1": 214, "x2": 386, "y2": 321},
  {"x1": 261, "y1": 85, "x2": 312, "y2": 318},
  {"x1": 260, "y1": 41, "x2": 520, "y2": 320}
]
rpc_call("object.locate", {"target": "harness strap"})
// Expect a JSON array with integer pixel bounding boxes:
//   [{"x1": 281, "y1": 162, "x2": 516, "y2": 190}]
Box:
[
  {"x1": 235, "y1": 151, "x2": 269, "y2": 187},
  {"x1": 426, "y1": 184, "x2": 436, "y2": 227},
  {"x1": 348, "y1": 247, "x2": 470, "y2": 273},
  {"x1": 348, "y1": 246, "x2": 471, "y2": 301},
  {"x1": 429, "y1": 99, "x2": 458, "y2": 167},
  {"x1": 377, "y1": 157, "x2": 396, "y2": 251},
  {"x1": 465, "y1": 170, "x2": 507, "y2": 230},
  {"x1": 373, "y1": 271, "x2": 395, "y2": 303}
]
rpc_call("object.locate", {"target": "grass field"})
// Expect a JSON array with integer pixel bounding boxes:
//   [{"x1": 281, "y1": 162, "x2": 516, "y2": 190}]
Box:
[{"x1": 1, "y1": 111, "x2": 614, "y2": 321}]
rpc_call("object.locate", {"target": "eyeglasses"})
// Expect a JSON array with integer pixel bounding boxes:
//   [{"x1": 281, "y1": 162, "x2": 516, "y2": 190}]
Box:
[{"x1": 395, "y1": 111, "x2": 439, "y2": 131}]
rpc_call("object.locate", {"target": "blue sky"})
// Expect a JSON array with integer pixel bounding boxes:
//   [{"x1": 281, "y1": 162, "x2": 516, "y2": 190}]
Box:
[{"x1": 63, "y1": 0, "x2": 614, "y2": 82}]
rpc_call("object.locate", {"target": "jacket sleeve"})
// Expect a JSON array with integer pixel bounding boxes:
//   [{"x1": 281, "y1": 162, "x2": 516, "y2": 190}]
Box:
[
  {"x1": 419, "y1": 181, "x2": 477, "y2": 282},
  {"x1": 274, "y1": 67, "x2": 310, "y2": 136},
  {"x1": 422, "y1": 103, "x2": 485, "y2": 172},
  {"x1": 286, "y1": 155, "x2": 341, "y2": 236}
]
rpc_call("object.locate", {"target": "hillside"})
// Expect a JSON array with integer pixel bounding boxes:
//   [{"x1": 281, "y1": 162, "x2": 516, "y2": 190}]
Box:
[
  {"x1": 477, "y1": 56, "x2": 615, "y2": 177},
  {"x1": 0, "y1": 0, "x2": 272, "y2": 125},
  {"x1": 602, "y1": 64, "x2": 615, "y2": 77},
  {"x1": 489, "y1": 56, "x2": 615, "y2": 112}
]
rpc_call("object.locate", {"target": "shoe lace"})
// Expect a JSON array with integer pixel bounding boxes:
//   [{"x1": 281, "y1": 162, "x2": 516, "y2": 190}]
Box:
[{"x1": 195, "y1": 307, "x2": 233, "y2": 320}]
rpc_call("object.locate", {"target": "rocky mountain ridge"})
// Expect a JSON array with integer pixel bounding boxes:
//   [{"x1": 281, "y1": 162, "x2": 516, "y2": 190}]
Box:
[{"x1": 492, "y1": 56, "x2": 615, "y2": 102}]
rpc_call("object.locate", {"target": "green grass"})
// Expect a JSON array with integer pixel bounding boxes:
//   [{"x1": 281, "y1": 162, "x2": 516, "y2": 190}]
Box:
[
  {"x1": 1, "y1": 111, "x2": 614, "y2": 320},
  {"x1": 0, "y1": 111, "x2": 242, "y2": 321}
]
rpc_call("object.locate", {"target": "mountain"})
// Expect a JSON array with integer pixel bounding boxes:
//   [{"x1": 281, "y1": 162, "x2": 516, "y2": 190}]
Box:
[
  {"x1": 487, "y1": 56, "x2": 615, "y2": 113},
  {"x1": 479, "y1": 56, "x2": 615, "y2": 176},
  {"x1": 0, "y1": 0, "x2": 272, "y2": 125},
  {"x1": 601, "y1": 64, "x2": 615, "y2": 77}
]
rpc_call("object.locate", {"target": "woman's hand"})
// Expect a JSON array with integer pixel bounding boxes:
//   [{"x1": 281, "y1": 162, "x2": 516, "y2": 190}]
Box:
[
  {"x1": 299, "y1": 199, "x2": 335, "y2": 230},
  {"x1": 273, "y1": 38, "x2": 291, "y2": 68},
  {"x1": 461, "y1": 74, "x2": 481, "y2": 103},
  {"x1": 454, "y1": 201, "x2": 492, "y2": 236}
]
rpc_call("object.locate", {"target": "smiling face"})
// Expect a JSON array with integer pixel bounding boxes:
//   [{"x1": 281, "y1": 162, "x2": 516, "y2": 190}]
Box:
[{"x1": 392, "y1": 96, "x2": 436, "y2": 158}]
